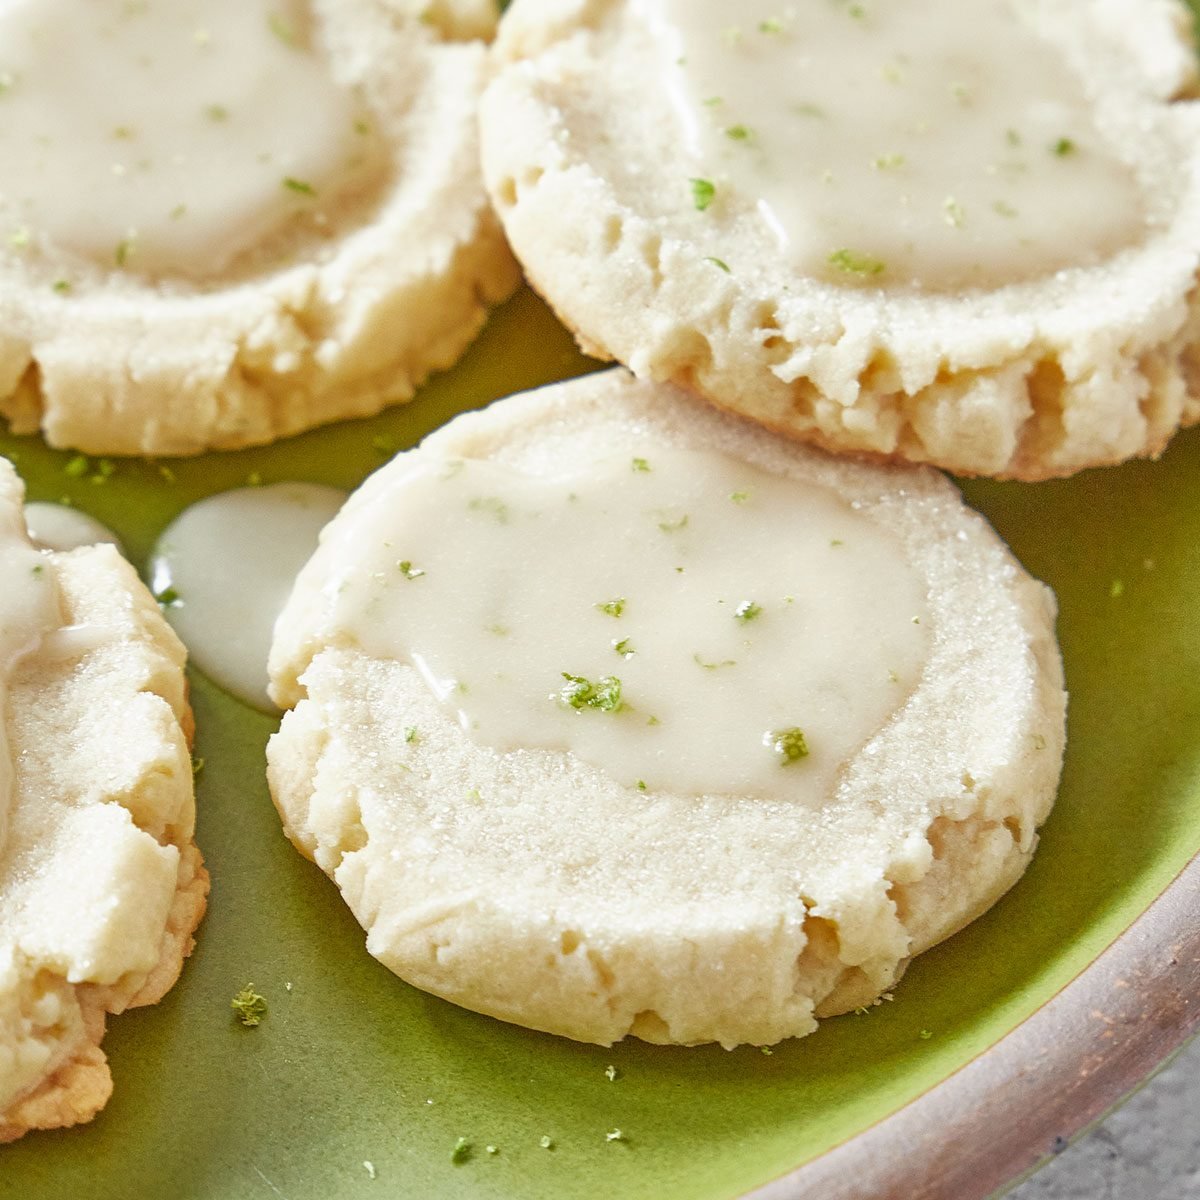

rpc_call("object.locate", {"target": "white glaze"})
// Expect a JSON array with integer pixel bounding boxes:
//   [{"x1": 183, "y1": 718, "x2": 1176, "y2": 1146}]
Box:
[
  {"x1": 149, "y1": 483, "x2": 346, "y2": 711},
  {"x1": 0, "y1": 0, "x2": 378, "y2": 277},
  {"x1": 306, "y1": 448, "x2": 931, "y2": 800},
  {"x1": 25, "y1": 502, "x2": 122, "y2": 554},
  {"x1": 651, "y1": 0, "x2": 1147, "y2": 289}
]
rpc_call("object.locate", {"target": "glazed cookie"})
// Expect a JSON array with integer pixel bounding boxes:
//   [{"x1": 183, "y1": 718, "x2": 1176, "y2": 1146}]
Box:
[
  {"x1": 480, "y1": 0, "x2": 1200, "y2": 480},
  {"x1": 267, "y1": 369, "x2": 1066, "y2": 1048},
  {"x1": 0, "y1": 460, "x2": 207, "y2": 1141},
  {"x1": 0, "y1": 0, "x2": 518, "y2": 456}
]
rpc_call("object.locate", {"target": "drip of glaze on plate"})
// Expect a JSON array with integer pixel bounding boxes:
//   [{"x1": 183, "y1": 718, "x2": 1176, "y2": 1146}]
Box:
[
  {"x1": 25, "y1": 503, "x2": 122, "y2": 554},
  {"x1": 150, "y1": 483, "x2": 346, "y2": 712},
  {"x1": 301, "y1": 448, "x2": 931, "y2": 801},
  {"x1": 647, "y1": 0, "x2": 1148, "y2": 290},
  {"x1": 0, "y1": 0, "x2": 381, "y2": 278},
  {"x1": 0, "y1": 464, "x2": 66, "y2": 860}
]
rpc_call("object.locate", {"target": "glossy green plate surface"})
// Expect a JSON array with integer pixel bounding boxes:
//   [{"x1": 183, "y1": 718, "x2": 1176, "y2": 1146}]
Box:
[{"x1": 1, "y1": 287, "x2": 1199, "y2": 1200}]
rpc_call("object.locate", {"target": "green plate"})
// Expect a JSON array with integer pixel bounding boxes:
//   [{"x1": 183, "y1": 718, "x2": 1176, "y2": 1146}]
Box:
[{"x1": 2, "y1": 282, "x2": 1199, "y2": 1199}]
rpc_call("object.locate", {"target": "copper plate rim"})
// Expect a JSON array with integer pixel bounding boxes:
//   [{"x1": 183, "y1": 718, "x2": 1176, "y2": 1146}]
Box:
[{"x1": 746, "y1": 850, "x2": 1200, "y2": 1200}]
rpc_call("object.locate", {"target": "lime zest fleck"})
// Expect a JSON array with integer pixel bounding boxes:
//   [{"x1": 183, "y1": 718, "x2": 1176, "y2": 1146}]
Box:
[
  {"x1": 1052, "y1": 137, "x2": 1076, "y2": 157},
  {"x1": 828, "y1": 248, "x2": 886, "y2": 276},
  {"x1": 467, "y1": 496, "x2": 510, "y2": 523},
  {"x1": 451, "y1": 1137, "x2": 471, "y2": 1165},
  {"x1": 734, "y1": 600, "x2": 762, "y2": 623},
  {"x1": 231, "y1": 984, "x2": 267, "y2": 1027},
  {"x1": 704, "y1": 256, "x2": 731, "y2": 273},
  {"x1": 631, "y1": 456, "x2": 651, "y2": 472},
  {"x1": 283, "y1": 176, "x2": 316, "y2": 197},
  {"x1": 767, "y1": 726, "x2": 810, "y2": 764},
  {"x1": 597, "y1": 597, "x2": 626, "y2": 618},
  {"x1": 689, "y1": 178, "x2": 716, "y2": 211},
  {"x1": 268, "y1": 12, "x2": 296, "y2": 44},
  {"x1": 693, "y1": 653, "x2": 736, "y2": 670},
  {"x1": 398, "y1": 560, "x2": 425, "y2": 580},
  {"x1": 560, "y1": 673, "x2": 623, "y2": 713}
]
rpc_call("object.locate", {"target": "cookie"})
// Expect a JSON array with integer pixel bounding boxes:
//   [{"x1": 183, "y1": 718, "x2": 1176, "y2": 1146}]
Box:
[
  {"x1": 479, "y1": 0, "x2": 1200, "y2": 480},
  {"x1": 0, "y1": 0, "x2": 518, "y2": 456},
  {"x1": 266, "y1": 369, "x2": 1065, "y2": 1048},
  {"x1": 0, "y1": 459, "x2": 207, "y2": 1141}
]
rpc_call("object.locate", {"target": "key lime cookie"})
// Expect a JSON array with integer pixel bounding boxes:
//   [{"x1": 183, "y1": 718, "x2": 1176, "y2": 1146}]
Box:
[
  {"x1": 267, "y1": 369, "x2": 1066, "y2": 1048},
  {"x1": 0, "y1": 0, "x2": 517, "y2": 456},
  {"x1": 0, "y1": 460, "x2": 207, "y2": 1141},
  {"x1": 480, "y1": 0, "x2": 1200, "y2": 480}
]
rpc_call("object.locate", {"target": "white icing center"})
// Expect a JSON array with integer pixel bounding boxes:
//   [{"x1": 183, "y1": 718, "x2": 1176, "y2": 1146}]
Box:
[
  {"x1": 0, "y1": 474, "x2": 64, "y2": 861},
  {"x1": 650, "y1": 0, "x2": 1147, "y2": 289},
  {"x1": 150, "y1": 483, "x2": 346, "y2": 711},
  {"x1": 303, "y1": 448, "x2": 931, "y2": 800},
  {"x1": 25, "y1": 503, "x2": 122, "y2": 554},
  {"x1": 0, "y1": 0, "x2": 379, "y2": 277}
]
